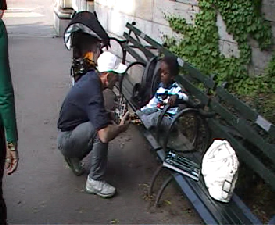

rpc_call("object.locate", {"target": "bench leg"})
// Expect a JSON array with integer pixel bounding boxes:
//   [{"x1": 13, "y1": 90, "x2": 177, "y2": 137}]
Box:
[
  {"x1": 154, "y1": 175, "x2": 174, "y2": 208},
  {"x1": 149, "y1": 165, "x2": 164, "y2": 196}
]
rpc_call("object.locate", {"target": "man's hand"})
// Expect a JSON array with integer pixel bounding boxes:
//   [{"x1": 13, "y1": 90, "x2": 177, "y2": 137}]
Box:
[
  {"x1": 5, "y1": 143, "x2": 19, "y2": 175},
  {"x1": 119, "y1": 111, "x2": 130, "y2": 132},
  {"x1": 98, "y1": 111, "x2": 130, "y2": 143},
  {"x1": 168, "y1": 95, "x2": 178, "y2": 107}
]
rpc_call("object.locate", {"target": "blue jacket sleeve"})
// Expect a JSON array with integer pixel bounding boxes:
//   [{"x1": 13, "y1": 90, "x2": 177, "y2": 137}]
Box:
[
  {"x1": 0, "y1": 20, "x2": 18, "y2": 144},
  {"x1": 86, "y1": 94, "x2": 110, "y2": 131}
]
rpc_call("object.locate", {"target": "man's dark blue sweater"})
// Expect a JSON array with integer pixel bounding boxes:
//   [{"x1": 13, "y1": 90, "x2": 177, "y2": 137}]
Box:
[{"x1": 58, "y1": 71, "x2": 110, "y2": 132}]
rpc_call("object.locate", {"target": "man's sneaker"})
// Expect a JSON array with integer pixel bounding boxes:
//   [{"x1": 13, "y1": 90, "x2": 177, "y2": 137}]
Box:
[
  {"x1": 65, "y1": 157, "x2": 85, "y2": 176},
  {"x1": 86, "y1": 177, "x2": 116, "y2": 198}
]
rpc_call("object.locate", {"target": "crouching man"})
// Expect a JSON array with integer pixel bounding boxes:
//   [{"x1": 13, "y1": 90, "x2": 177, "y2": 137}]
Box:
[{"x1": 57, "y1": 11, "x2": 129, "y2": 198}]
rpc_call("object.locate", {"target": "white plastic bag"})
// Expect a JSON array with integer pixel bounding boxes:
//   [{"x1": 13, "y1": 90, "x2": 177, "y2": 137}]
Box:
[{"x1": 201, "y1": 140, "x2": 239, "y2": 203}]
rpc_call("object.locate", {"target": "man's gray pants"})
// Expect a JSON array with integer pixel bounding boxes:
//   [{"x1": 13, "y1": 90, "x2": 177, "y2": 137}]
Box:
[{"x1": 57, "y1": 122, "x2": 108, "y2": 181}]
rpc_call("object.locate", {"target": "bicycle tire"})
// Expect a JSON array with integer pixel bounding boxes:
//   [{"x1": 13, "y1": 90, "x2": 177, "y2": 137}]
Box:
[
  {"x1": 163, "y1": 108, "x2": 211, "y2": 161},
  {"x1": 118, "y1": 61, "x2": 146, "y2": 94}
]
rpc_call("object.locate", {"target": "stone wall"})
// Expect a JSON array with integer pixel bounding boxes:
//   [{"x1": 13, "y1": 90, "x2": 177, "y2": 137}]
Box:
[
  {"x1": 251, "y1": 0, "x2": 275, "y2": 74},
  {"x1": 71, "y1": 0, "x2": 94, "y2": 12},
  {"x1": 71, "y1": 0, "x2": 275, "y2": 74},
  {"x1": 94, "y1": 0, "x2": 199, "y2": 44}
]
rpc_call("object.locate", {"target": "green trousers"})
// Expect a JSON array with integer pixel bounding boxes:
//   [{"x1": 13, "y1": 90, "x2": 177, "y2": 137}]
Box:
[
  {"x1": 0, "y1": 19, "x2": 17, "y2": 144},
  {"x1": 0, "y1": 19, "x2": 11, "y2": 225}
]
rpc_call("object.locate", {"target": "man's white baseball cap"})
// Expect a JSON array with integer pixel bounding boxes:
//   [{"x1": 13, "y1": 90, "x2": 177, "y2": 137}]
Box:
[{"x1": 97, "y1": 51, "x2": 127, "y2": 73}]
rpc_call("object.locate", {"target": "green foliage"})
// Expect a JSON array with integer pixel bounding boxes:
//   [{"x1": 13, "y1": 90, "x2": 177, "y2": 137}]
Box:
[
  {"x1": 257, "y1": 94, "x2": 275, "y2": 124},
  {"x1": 213, "y1": 0, "x2": 272, "y2": 50},
  {"x1": 164, "y1": 0, "x2": 273, "y2": 96},
  {"x1": 263, "y1": 53, "x2": 275, "y2": 92}
]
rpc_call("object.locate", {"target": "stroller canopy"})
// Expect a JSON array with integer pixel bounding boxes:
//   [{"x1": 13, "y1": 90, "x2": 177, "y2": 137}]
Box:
[{"x1": 64, "y1": 11, "x2": 110, "y2": 50}]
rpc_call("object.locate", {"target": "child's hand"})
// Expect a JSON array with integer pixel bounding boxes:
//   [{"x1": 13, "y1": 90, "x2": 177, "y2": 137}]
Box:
[{"x1": 168, "y1": 95, "x2": 178, "y2": 107}]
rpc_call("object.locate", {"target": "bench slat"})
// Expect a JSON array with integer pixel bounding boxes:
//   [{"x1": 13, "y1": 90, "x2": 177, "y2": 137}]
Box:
[
  {"x1": 209, "y1": 99, "x2": 275, "y2": 164},
  {"x1": 184, "y1": 174, "x2": 259, "y2": 224},
  {"x1": 175, "y1": 75, "x2": 209, "y2": 105},
  {"x1": 216, "y1": 86, "x2": 258, "y2": 122},
  {"x1": 269, "y1": 125, "x2": 275, "y2": 137},
  {"x1": 232, "y1": 195, "x2": 262, "y2": 225},
  {"x1": 216, "y1": 86, "x2": 275, "y2": 140},
  {"x1": 123, "y1": 33, "x2": 156, "y2": 60},
  {"x1": 123, "y1": 44, "x2": 146, "y2": 63},
  {"x1": 126, "y1": 23, "x2": 172, "y2": 56}
]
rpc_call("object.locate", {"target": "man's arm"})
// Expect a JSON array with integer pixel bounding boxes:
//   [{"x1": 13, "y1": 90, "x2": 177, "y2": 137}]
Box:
[
  {"x1": 0, "y1": 18, "x2": 18, "y2": 145},
  {"x1": 0, "y1": 9, "x2": 19, "y2": 175},
  {"x1": 98, "y1": 124, "x2": 126, "y2": 143},
  {"x1": 86, "y1": 94, "x2": 130, "y2": 143},
  {"x1": 97, "y1": 112, "x2": 129, "y2": 143}
]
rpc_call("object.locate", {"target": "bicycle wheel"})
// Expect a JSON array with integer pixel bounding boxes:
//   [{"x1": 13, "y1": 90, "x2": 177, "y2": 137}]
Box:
[
  {"x1": 164, "y1": 110, "x2": 199, "y2": 151},
  {"x1": 163, "y1": 109, "x2": 211, "y2": 161},
  {"x1": 118, "y1": 61, "x2": 146, "y2": 101}
]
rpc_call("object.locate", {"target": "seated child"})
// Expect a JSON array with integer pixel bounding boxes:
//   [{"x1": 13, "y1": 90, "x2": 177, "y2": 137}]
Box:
[{"x1": 136, "y1": 56, "x2": 188, "y2": 130}]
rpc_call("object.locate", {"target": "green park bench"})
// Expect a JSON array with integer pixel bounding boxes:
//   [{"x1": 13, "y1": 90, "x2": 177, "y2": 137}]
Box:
[{"x1": 111, "y1": 22, "x2": 275, "y2": 225}]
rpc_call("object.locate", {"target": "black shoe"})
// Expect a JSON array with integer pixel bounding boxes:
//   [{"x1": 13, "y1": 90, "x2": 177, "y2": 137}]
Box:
[{"x1": 65, "y1": 157, "x2": 85, "y2": 176}]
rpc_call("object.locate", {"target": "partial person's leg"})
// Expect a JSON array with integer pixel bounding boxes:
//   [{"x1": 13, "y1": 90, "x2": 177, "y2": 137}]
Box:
[
  {"x1": 85, "y1": 137, "x2": 114, "y2": 198},
  {"x1": 136, "y1": 110, "x2": 161, "y2": 129},
  {"x1": 161, "y1": 116, "x2": 173, "y2": 130},
  {"x1": 58, "y1": 122, "x2": 96, "y2": 159},
  {"x1": 65, "y1": 122, "x2": 109, "y2": 180},
  {"x1": 89, "y1": 136, "x2": 108, "y2": 181},
  {"x1": 85, "y1": 132, "x2": 115, "y2": 198},
  {"x1": 0, "y1": 125, "x2": 7, "y2": 225},
  {"x1": 0, "y1": 19, "x2": 8, "y2": 225},
  {"x1": 58, "y1": 122, "x2": 114, "y2": 197}
]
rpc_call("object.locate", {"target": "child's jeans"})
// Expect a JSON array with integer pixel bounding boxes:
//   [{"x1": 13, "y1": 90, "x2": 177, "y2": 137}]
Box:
[{"x1": 136, "y1": 108, "x2": 172, "y2": 130}]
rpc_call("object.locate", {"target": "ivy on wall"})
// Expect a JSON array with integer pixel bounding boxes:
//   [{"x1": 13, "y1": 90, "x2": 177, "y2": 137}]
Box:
[
  {"x1": 267, "y1": 53, "x2": 275, "y2": 78},
  {"x1": 165, "y1": 0, "x2": 274, "y2": 95}
]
